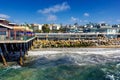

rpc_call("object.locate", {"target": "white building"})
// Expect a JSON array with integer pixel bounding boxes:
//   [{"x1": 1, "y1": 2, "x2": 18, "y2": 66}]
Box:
[
  {"x1": 99, "y1": 23, "x2": 112, "y2": 28},
  {"x1": 38, "y1": 24, "x2": 43, "y2": 30},
  {"x1": 52, "y1": 24, "x2": 61, "y2": 30},
  {"x1": 31, "y1": 24, "x2": 43, "y2": 32},
  {"x1": 118, "y1": 24, "x2": 120, "y2": 27}
]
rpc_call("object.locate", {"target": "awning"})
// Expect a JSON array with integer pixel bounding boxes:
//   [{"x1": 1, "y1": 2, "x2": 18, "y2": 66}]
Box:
[{"x1": 0, "y1": 23, "x2": 13, "y2": 29}]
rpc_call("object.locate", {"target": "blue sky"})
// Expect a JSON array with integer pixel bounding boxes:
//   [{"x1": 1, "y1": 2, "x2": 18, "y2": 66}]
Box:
[{"x1": 0, "y1": 0, "x2": 120, "y2": 24}]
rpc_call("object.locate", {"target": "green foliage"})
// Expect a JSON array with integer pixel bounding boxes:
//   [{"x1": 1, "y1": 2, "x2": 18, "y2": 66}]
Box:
[{"x1": 42, "y1": 24, "x2": 50, "y2": 33}]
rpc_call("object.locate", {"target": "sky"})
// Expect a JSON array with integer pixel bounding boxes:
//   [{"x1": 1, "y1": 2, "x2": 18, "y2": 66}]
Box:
[{"x1": 0, "y1": 0, "x2": 120, "y2": 25}]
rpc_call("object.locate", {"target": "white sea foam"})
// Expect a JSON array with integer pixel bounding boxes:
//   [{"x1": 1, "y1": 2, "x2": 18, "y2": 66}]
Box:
[
  {"x1": 26, "y1": 48, "x2": 120, "y2": 66},
  {"x1": 106, "y1": 75, "x2": 115, "y2": 80},
  {"x1": 10, "y1": 65, "x2": 21, "y2": 69},
  {"x1": 28, "y1": 48, "x2": 120, "y2": 57}
]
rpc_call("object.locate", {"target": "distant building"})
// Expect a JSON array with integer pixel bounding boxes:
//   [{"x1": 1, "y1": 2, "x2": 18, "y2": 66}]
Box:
[
  {"x1": 99, "y1": 23, "x2": 111, "y2": 28},
  {"x1": 31, "y1": 24, "x2": 43, "y2": 32},
  {"x1": 52, "y1": 24, "x2": 61, "y2": 30},
  {"x1": 48, "y1": 24, "x2": 53, "y2": 30},
  {"x1": 118, "y1": 24, "x2": 120, "y2": 27}
]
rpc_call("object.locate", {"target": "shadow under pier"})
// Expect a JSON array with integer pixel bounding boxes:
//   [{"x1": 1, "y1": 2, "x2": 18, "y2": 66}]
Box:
[{"x1": 0, "y1": 37, "x2": 37, "y2": 66}]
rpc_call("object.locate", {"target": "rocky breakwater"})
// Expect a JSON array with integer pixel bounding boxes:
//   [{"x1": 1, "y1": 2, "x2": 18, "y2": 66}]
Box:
[{"x1": 32, "y1": 39, "x2": 120, "y2": 48}]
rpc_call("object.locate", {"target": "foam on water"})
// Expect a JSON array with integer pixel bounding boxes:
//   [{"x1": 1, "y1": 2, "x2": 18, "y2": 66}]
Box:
[
  {"x1": 1, "y1": 48, "x2": 120, "y2": 80},
  {"x1": 10, "y1": 65, "x2": 21, "y2": 69},
  {"x1": 106, "y1": 75, "x2": 115, "y2": 80},
  {"x1": 28, "y1": 48, "x2": 120, "y2": 57}
]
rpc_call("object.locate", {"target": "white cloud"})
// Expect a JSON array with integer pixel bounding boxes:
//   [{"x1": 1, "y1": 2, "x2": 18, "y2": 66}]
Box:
[
  {"x1": 84, "y1": 13, "x2": 89, "y2": 17},
  {"x1": 38, "y1": 2, "x2": 70, "y2": 14},
  {"x1": 117, "y1": 19, "x2": 120, "y2": 22},
  {"x1": 0, "y1": 14, "x2": 10, "y2": 19},
  {"x1": 47, "y1": 14, "x2": 57, "y2": 21},
  {"x1": 99, "y1": 21, "x2": 106, "y2": 23},
  {"x1": 70, "y1": 17, "x2": 83, "y2": 23},
  {"x1": 83, "y1": 20, "x2": 88, "y2": 22},
  {"x1": 71, "y1": 17, "x2": 79, "y2": 22},
  {"x1": 79, "y1": 20, "x2": 82, "y2": 22},
  {"x1": 71, "y1": 17, "x2": 83, "y2": 22}
]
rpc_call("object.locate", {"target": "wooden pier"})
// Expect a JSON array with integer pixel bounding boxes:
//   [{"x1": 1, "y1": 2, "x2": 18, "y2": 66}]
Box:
[{"x1": 0, "y1": 36, "x2": 37, "y2": 66}]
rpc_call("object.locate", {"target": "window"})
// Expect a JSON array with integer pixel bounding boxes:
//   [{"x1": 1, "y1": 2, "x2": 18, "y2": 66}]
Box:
[{"x1": 0, "y1": 31, "x2": 6, "y2": 35}]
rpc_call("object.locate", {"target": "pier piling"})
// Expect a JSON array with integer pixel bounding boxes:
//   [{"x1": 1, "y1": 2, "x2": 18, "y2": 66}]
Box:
[
  {"x1": 0, "y1": 36, "x2": 36, "y2": 66},
  {"x1": 0, "y1": 47, "x2": 7, "y2": 66},
  {"x1": 19, "y1": 43, "x2": 23, "y2": 66}
]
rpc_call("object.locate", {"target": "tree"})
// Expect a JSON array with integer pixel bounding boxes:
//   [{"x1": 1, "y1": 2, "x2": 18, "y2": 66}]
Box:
[{"x1": 42, "y1": 24, "x2": 50, "y2": 33}]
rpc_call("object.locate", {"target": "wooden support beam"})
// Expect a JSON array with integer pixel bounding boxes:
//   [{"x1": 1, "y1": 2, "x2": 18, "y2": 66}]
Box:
[
  {"x1": 30, "y1": 41, "x2": 33, "y2": 50},
  {"x1": 28, "y1": 42, "x2": 31, "y2": 51},
  {"x1": 0, "y1": 47, "x2": 7, "y2": 66},
  {"x1": 23, "y1": 43, "x2": 26, "y2": 54},
  {"x1": 19, "y1": 43, "x2": 23, "y2": 66},
  {"x1": 26, "y1": 43, "x2": 28, "y2": 55},
  {"x1": 23, "y1": 43, "x2": 27, "y2": 60},
  {"x1": 3, "y1": 43, "x2": 9, "y2": 59},
  {"x1": 11, "y1": 44, "x2": 15, "y2": 54}
]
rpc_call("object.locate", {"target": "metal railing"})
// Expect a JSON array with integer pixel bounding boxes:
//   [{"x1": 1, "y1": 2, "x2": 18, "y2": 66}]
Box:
[
  {"x1": 35, "y1": 33, "x2": 120, "y2": 40},
  {"x1": 0, "y1": 35, "x2": 35, "y2": 41}
]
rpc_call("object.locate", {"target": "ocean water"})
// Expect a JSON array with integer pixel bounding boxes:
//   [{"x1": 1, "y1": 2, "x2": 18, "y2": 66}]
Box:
[{"x1": 0, "y1": 49, "x2": 120, "y2": 80}]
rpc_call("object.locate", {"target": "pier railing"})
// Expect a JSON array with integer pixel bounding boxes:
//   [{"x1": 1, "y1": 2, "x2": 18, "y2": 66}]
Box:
[
  {"x1": 0, "y1": 35, "x2": 35, "y2": 40},
  {"x1": 36, "y1": 33, "x2": 120, "y2": 40},
  {"x1": 0, "y1": 36, "x2": 36, "y2": 43}
]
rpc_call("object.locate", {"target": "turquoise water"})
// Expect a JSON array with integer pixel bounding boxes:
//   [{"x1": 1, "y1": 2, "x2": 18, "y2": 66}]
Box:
[
  {"x1": 0, "y1": 61, "x2": 120, "y2": 80},
  {"x1": 1, "y1": 50, "x2": 120, "y2": 80}
]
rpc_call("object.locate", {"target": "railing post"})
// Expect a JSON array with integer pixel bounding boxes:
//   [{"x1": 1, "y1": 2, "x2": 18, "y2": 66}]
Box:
[{"x1": 8, "y1": 30, "x2": 10, "y2": 40}]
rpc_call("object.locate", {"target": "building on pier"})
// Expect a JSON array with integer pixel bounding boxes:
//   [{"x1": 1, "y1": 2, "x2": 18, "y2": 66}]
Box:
[
  {"x1": 0, "y1": 19, "x2": 36, "y2": 66},
  {"x1": 0, "y1": 19, "x2": 34, "y2": 41}
]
